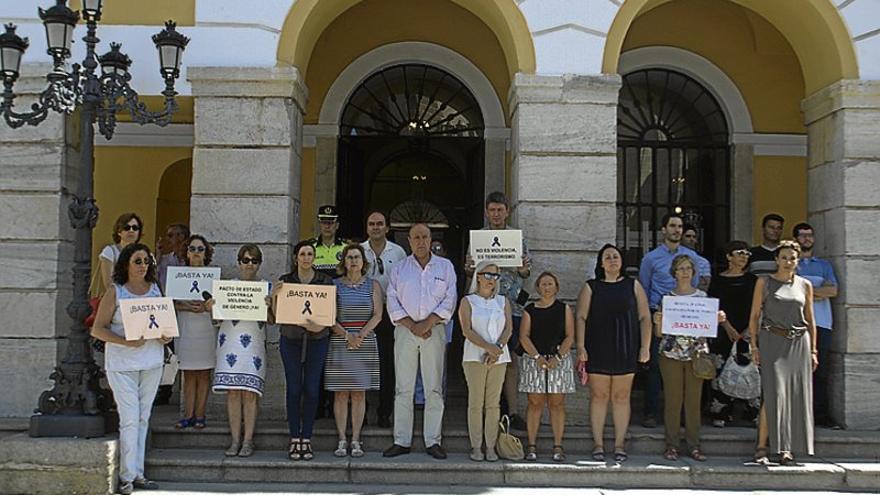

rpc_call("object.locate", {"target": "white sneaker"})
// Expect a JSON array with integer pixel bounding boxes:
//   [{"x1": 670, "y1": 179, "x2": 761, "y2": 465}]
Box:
[
  {"x1": 350, "y1": 440, "x2": 364, "y2": 457},
  {"x1": 712, "y1": 419, "x2": 725, "y2": 428},
  {"x1": 334, "y1": 440, "x2": 348, "y2": 457}
]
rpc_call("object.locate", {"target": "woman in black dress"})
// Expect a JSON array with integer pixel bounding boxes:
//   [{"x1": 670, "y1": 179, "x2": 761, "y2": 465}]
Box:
[
  {"x1": 576, "y1": 244, "x2": 651, "y2": 462},
  {"x1": 707, "y1": 240, "x2": 759, "y2": 427}
]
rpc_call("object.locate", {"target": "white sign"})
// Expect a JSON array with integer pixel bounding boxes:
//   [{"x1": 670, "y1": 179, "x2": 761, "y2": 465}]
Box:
[
  {"x1": 660, "y1": 295, "x2": 719, "y2": 338},
  {"x1": 275, "y1": 283, "x2": 337, "y2": 327},
  {"x1": 469, "y1": 229, "x2": 523, "y2": 267},
  {"x1": 212, "y1": 280, "x2": 269, "y2": 321},
  {"x1": 165, "y1": 266, "x2": 221, "y2": 300},
  {"x1": 119, "y1": 297, "x2": 179, "y2": 340}
]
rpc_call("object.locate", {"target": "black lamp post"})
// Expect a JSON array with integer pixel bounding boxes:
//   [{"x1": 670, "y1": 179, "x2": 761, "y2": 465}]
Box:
[{"x1": 0, "y1": 0, "x2": 189, "y2": 438}]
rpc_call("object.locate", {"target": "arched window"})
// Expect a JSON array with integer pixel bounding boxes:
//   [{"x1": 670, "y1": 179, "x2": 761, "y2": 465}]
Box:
[
  {"x1": 340, "y1": 64, "x2": 484, "y2": 137},
  {"x1": 617, "y1": 68, "x2": 730, "y2": 269}
]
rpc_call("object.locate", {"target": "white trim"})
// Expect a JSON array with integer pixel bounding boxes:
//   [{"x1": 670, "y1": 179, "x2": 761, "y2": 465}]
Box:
[
  {"x1": 319, "y1": 41, "x2": 506, "y2": 129},
  {"x1": 619, "y1": 46, "x2": 754, "y2": 140},
  {"x1": 96, "y1": 122, "x2": 193, "y2": 148},
  {"x1": 733, "y1": 133, "x2": 807, "y2": 157}
]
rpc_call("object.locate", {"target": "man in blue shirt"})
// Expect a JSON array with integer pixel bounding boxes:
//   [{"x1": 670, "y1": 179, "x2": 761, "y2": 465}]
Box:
[
  {"x1": 638, "y1": 213, "x2": 711, "y2": 427},
  {"x1": 793, "y1": 222, "x2": 840, "y2": 428}
]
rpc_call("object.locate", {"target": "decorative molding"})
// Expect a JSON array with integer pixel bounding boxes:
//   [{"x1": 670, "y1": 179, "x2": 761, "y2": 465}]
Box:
[
  {"x1": 96, "y1": 122, "x2": 194, "y2": 148},
  {"x1": 619, "y1": 46, "x2": 754, "y2": 139},
  {"x1": 733, "y1": 133, "x2": 807, "y2": 157}
]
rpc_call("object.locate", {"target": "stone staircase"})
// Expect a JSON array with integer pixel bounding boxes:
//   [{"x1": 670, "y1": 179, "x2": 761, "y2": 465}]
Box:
[{"x1": 145, "y1": 406, "x2": 880, "y2": 491}]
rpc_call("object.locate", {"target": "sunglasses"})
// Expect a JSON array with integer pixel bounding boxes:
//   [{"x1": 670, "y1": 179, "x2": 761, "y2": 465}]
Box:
[
  {"x1": 478, "y1": 272, "x2": 501, "y2": 281},
  {"x1": 188, "y1": 245, "x2": 206, "y2": 253},
  {"x1": 375, "y1": 257, "x2": 385, "y2": 275},
  {"x1": 239, "y1": 257, "x2": 261, "y2": 265},
  {"x1": 132, "y1": 257, "x2": 152, "y2": 266},
  {"x1": 731, "y1": 249, "x2": 751, "y2": 257},
  {"x1": 122, "y1": 224, "x2": 141, "y2": 232}
]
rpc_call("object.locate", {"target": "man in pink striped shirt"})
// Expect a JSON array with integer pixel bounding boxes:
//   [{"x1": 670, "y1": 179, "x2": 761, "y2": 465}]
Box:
[{"x1": 383, "y1": 223, "x2": 457, "y2": 459}]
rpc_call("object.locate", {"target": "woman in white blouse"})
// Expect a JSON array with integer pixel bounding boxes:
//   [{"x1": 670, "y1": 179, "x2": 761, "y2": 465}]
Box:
[{"x1": 459, "y1": 261, "x2": 513, "y2": 462}]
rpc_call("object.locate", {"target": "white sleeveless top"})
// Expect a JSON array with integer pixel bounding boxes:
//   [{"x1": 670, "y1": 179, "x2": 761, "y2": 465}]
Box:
[
  {"x1": 462, "y1": 294, "x2": 511, "y2": 364},
  {"x1": 105, "y1": 283, "x2": 165, "y2": 372}
]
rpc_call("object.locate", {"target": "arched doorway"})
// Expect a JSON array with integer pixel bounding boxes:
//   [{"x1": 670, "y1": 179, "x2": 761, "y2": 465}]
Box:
[
  {"x1": 336, "y1": 63, "x2": 485, "y2": 265},
  {"x1": 617, "y1": 68, "x2": 730, "y2": 270}
]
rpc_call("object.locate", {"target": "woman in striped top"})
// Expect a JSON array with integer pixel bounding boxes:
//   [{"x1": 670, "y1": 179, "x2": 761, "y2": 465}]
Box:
[{"x1": 326, "y1": 244, "x2": 383, "y2": 457}]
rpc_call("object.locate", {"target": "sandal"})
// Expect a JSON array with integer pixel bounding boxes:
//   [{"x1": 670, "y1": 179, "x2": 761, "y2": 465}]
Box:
[
  {"x1": 780, "y1": 452, "x2": 797, "y2": 466},
  {"x1": 689, "y1": 447, "x2": 707, "y2": 462},
  {"x1": 663, "y1": 447, "x2": 679, "y2": 461},
  {"x1": 551, "y1": 445, "x2": 566, "y2": 462},
  {"x1": 591, "y1": 445, "x2": 606, "y2": 462},
  {"x1": 301, "y1": 440, "x2": 314, "y2": 460},
  {"x1": 614, "y1": 447, "x2": 628, "y2": 463},
  {"x1": 174, "y1": 417, "x2": 194, "y2": 429},
  {"x1": 288, "y1": 439, "x2": 301, "y2": 461},
  {"x1": 224, "y1": 441, "x2": 241, "y2": 457},
  {"x1": 193, "y1": 417, "x2": 207, "y2": 429},
  {"x1": 525, "y1": 444, "x2": 537, "y2": 461},
  {"x1": 753, "y1": 447, "x2": 769, "y2": 465},
  {"x1": 350, "y1": 440, "x2": 364, "y2": 458},
  {"x1": 238, "y1": 441, "x2": 254, "y2": 457}
]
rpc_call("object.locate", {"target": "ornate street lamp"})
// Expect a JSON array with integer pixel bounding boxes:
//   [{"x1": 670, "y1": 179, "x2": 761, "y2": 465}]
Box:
[{"x1": 0, "y1": 0, "x2": 189, "y2": 438}]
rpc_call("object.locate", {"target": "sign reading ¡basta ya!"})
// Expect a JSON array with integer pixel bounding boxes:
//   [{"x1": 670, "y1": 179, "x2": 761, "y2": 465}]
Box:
[
  {"x1": 119, "y1": 297, "x2": 179, "y2": 341},
  {"x1": 469, "y1": 229, "x2": 523, "y2": 267},
  {"x1": 660, "y1": 295, "x2": 720, "y2": 338},
  {"x1": 275, "y1": 283, "x2": 336, "y2": 327},
  {"x1": 212, "y1": 280, "x2": 269, "y2": 321},
  {"x1": 165, "y1": 266, "x2": 221, "y2": 300}
]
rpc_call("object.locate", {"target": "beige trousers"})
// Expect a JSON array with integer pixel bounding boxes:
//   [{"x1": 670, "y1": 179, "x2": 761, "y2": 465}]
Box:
[{"x1": 462, "y1": 360, "x2": 507, "y2": 451}]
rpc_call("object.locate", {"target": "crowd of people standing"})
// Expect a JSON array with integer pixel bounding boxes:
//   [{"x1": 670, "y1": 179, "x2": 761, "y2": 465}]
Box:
[{"x1": 89, "y1": 196, "x2": 836, "y2": 493}]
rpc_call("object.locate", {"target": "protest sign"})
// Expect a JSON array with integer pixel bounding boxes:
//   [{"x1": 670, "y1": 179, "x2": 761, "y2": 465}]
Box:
[
  {"x1": 275, "y1": 283, "x2": 336, "y2": 327},
  {"x1": 211, "y1": 280, "x2": 269, "y2": 321},
  {"x1": 660, "y1": 295, "x2": 720, "y2": 338},
  {"x1": 119, "y1": 297, "x2": 179, "y2": 340},
  {"x1": 469, "y1": 229, "x2": 523, "y2": 267},
  {"x1": 165, "y1": 266, "x2": 221, "y2": 300}
]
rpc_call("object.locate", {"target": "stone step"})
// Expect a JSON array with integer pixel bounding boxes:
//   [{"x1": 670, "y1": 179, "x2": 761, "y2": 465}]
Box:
[
  {"x1": 144, "y1": 449, "x2": 880, "y2": 491},
  {"x1": 149, "y1": 408, "x2": 880, "y2": 459}
]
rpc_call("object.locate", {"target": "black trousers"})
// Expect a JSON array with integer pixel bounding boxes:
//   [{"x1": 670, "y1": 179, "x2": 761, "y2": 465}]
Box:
[{"x1": 376, "y1": 308, "x2": 396, "y2": 420}]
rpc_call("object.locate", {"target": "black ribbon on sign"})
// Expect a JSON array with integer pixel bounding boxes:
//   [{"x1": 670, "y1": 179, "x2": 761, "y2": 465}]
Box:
[
  {"x1": 302, "y1": 300, "x2": 312, "y2": 315},
  {"x1": 148, "y1": 314, "x2": 159, "y2": 329},
  {"x1": 190, "y1": 280, "x2": 200, "y2": 293},
  {"x1": 492, "y1": 236, "x2": 501, "y2": 247}
]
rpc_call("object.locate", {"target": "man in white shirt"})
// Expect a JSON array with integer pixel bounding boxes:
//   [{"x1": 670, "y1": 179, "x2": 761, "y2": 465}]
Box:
[
  {"x1": 384, "y1": 223, "x2": 457, "y2": 459},
  {"x1": 361, "y1": 210, "x2": 407, "y2": 427}
]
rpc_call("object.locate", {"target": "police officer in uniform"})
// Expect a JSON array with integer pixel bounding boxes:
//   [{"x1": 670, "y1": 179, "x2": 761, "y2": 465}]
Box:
[{"x1": 312, "y1": 205, "x2": 347, "y2": 279}]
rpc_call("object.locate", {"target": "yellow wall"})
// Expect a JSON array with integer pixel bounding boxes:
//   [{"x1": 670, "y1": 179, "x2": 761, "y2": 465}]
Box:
[
  {"x1": 92, "y1": 147, "x2": 192, "y2": 265},
  {"x1": 752, "y1": 156, "x2": 808, "y2": 244},
  {"x1": 302, "y1": 0, "x2": 512, "y2": 125},
  {"x1": 622, "y1": 0, "x2": 805, "y2": 133},
  {"x1": 69, "y1": 0, "x2": 195, "y2": 26}
]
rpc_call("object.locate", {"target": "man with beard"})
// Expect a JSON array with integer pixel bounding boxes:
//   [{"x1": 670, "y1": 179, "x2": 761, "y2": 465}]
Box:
[
  {"x1": 793, "y1": 222, "x2": 840, "y2": 428},
  {"x1": 638, "y1": 213, "x2": 710, "y2": 428}
]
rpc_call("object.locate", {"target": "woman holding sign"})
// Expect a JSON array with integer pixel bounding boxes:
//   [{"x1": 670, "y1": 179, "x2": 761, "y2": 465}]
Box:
[
  {"x1": 174, "y1": 235, "x2": 216, "y2": 430},
  {"x1": 272, "y1": 240, "x2": 334, "y2": 461},
  {"x1": 653, "y1": 255, "x2": 725, "y2": 462},
  {"x1": 749, "y1": 240, "x2": 817, "y2": 465},
  {"x1": 459, "y1": 261, "x2": 512, "y2": 462},
  {"x1": 209, "y1": 244, "x2": 269, "y2": 457},
  {"x1": 91, "y1": 243, "x2": 169, "y2": 493},
  {"x1": 326, "y1": 244, "x2": 382, "y2": 458}
]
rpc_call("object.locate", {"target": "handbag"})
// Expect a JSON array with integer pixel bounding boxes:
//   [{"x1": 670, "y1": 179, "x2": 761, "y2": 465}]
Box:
[
  {"x1": 496, "y1": 415, "x2": 524, "y2": 460},
  {"x1": 160, "y1": 346, "x2": 179, "y2": 386},
  {"x1": 717, "y1": 342, "x2": 761, "y2": 400},
  {"x1": 692, "y1": 352, "x2": 716, "y2": 380}
]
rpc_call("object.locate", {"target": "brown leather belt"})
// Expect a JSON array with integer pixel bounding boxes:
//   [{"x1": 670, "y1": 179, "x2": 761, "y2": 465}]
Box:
[{"x1": 763, "y1": 325, "x2": 806, "y2": 340}]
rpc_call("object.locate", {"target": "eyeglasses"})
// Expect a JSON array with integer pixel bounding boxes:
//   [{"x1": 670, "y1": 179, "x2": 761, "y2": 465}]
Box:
[
  {"x1": 345, "y1": 255, "x2": 363, "y2": 261},
  {"x1": 478, "y1": 272, "x2": 501, "y2": 281},
  {"x1": 239, "y1": 257, "x2": 261, "y2": 265},
  {"x1": 122, "y1": 224, "x2": 141, "y2": 232},
  {"x1": 132, "y1": 257, "x2": 152, "y2": 266},
  {"x1": 731, "y1": 249, "x2": 751, "y2": 257},
  {"x1": 375, "y1": 257, "x2": 385, "y2": 275},
  {"x1": 188, "y1": 245, "x2": 206, "y2": 253}
]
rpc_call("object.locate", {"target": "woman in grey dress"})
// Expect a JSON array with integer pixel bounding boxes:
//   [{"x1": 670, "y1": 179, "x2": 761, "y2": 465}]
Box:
[{"x1": 748, "y1": 240, "x2": 818, "y2": 465}]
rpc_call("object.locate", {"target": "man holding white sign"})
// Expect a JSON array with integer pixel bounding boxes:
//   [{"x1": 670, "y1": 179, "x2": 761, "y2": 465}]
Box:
[
  {"x1": 90, "y1": 244, "x2": 170, "y2": 493},
  {"x1": 465, "y1": 191, "x2": 530, "y2": 431}
]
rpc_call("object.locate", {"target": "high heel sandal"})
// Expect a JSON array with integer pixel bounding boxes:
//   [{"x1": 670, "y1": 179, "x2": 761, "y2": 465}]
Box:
[
  {"x1": 174, "y1": 417, "x2": 194, "y2": 429},
  {"x1": 525, "y1": 444, "x2": 537, "y2": 461},
  {"x1": 193, "y1": 417, "x2": 207, "y2": 429},
  {"x1": 613, "y1": 446, "x2": 628, "y2": 463},
  {"x1": 551, "y1": 445, "x2": 566, "y2": 462},
  {"x1": 288, "y1": 439, "x2": 301, "y2": 461},
  {"x1": 301, "y1": 440, "x2": 314, "y2": 460},
  {"x1": 591, "y1": 445, "x2": 606, "y2": 462}
]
